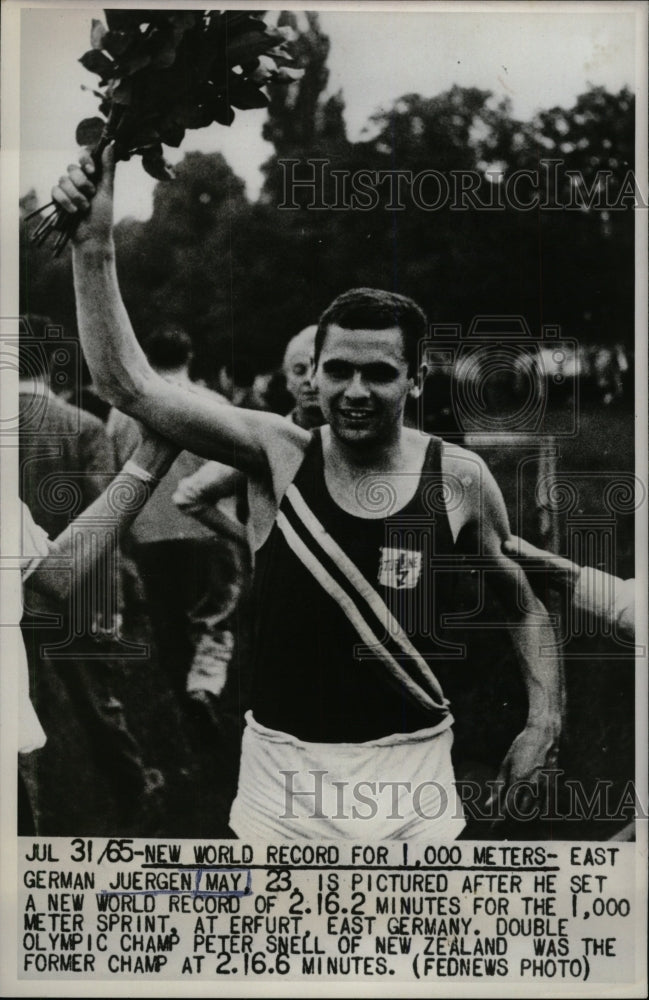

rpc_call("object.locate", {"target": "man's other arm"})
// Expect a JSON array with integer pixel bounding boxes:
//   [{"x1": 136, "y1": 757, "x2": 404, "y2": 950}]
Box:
[{"x1": 452, "y1": 451, "x2": 564, "y2": 812}]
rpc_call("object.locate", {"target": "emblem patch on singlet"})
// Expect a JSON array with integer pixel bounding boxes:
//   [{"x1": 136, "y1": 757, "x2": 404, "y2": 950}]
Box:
[{"x1": 378, "y1": 547, "x2": 422, "y2": 590}]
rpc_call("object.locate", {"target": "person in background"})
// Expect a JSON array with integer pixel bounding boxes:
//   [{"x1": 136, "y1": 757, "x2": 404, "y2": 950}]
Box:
[
  {"x1": 62, "y1": 360, "x2": 113, "y2": 423},
  {"x1": 107, "y1": 327, "x2": 243, "y2": 739},
  {"x1": 18, "y1": 320, "x2": 154, "y2": 826},
  {"x1": 216, "y1": 356, "x2": 258, "y2": 409},
  {"x1": 19, "y1": 318, "x2": 109, "y2": 538},
  {"x1": 17, "y1": 425, "x2": 178, "y2": 833},
  {"x1": 282, "y1": 324, "x2": 324, "y2": 430}
]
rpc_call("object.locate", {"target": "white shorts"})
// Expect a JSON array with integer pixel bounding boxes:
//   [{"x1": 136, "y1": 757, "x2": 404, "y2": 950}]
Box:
[{"x1": 229, "y1": 711, "x2": 465, "y2": 841}]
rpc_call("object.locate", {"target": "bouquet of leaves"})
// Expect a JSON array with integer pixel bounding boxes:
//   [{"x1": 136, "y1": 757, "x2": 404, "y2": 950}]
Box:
[{"x1": 27, "y1": 9, "x2": 302, "y2": 255}]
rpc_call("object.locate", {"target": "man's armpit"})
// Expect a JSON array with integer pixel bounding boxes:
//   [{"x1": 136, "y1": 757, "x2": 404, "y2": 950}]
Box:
[{"x1": 260, "y1": 416, "x2": 311, "y2": 504}]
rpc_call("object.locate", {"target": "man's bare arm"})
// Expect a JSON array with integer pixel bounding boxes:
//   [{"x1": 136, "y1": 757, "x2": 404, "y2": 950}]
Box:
[
  {"x1": 481, "y1": 463, "x2": 563, "y2": 807},
  {"x1": 447, "y1": 448, "x2": 564, "y2": 811},
  {"x1": 503, "y1": 535, "x2": 580, "y2": 595},
  {"x1": 53, "y1": 147, "x2": 309, "y2": 483}
]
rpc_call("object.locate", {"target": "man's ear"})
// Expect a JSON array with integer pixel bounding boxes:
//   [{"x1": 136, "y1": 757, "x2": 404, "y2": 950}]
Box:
[{"x1": 408, "y1": 362, "x2": 429, "y2": 400}]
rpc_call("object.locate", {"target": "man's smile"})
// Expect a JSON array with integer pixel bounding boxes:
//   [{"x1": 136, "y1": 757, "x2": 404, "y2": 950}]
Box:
[{"x1": 337, "y1": 407, "x2": 375, "y2": 421}]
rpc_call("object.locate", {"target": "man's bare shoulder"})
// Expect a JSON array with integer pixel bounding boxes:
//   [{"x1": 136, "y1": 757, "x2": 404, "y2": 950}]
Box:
[
  {"x1": 440, "y1": 441, "x2": 489, "y2": 494},
  {"x1": 439, "y1": 440, "x2": 511, "y2": 543}
]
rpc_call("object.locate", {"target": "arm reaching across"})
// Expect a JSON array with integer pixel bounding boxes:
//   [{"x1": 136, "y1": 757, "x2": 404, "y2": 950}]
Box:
[
  {"x1": 502, "y1": 536, "x2": 580, "y2": 593},
  {"x1": 26, "y1": 427, "x2": 178, "y2": 604},
  {"x1": 445, "y1": 448, "x2": 564, "y2": 818},
  {"x1": 52, "y1": 147, "x2": 309, "y2": 490},
  {"x1": 504, "y1": 535, "x2": 635, "y2": 640}
]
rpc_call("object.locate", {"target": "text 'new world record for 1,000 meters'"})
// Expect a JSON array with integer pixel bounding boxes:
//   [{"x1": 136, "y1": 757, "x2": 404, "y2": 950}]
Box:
[{"x1": 19, "y1": 838, "x2": 637, "y2": 985}]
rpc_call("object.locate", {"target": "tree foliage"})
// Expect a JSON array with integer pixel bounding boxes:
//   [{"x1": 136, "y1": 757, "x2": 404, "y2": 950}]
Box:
[
  {"x1": 26, "y1": 9, "x2": 302, "y2": 254},
  {"x1": 21, "y1": 13, "x2": 635, "y2": 373},
  {"x1": 78, "y1": 9, "x2": 302, "y2": 178}
]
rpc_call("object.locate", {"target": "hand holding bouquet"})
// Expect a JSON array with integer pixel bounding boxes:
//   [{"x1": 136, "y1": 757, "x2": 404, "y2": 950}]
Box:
[{"x1": 28, "y1": 9, "x2": 302, "y2": 255}]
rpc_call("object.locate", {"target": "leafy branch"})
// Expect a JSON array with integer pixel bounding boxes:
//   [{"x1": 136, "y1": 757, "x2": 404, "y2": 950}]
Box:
[{"x1": 27, "y1": 9, "x2": 302, "y2": 255}]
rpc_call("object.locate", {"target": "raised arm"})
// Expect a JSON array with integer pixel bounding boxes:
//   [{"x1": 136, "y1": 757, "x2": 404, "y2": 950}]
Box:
[
  {"x1": 448, "y1": 449, "x2": 564, "y2": 817},
  {"x1": 52, "y1": 147, "x2": 308, "y2": 482}
]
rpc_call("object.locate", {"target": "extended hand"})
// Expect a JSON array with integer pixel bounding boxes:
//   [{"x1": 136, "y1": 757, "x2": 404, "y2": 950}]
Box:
[
  {"x1": 51, "y1": 144, "x2": 115, "y2": 246},
  {"x1": 503, "y1": 536, "x2": 579, "y2": 595}
]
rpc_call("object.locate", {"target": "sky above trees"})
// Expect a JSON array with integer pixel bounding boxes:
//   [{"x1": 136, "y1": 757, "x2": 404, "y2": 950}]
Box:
[
  {"x1": 20, "y1": 11, "x2": 635, "y2": 372},
  {"x1": 18, "y1": 5, "x2": 638, "y2": 218}
]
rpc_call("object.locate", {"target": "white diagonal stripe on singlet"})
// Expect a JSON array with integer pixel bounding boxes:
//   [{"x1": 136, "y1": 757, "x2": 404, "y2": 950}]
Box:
[
  {"x1": 276, "y1": 511, "x2": 441, "y2": 712},
  {"x1": 285, "y1": 484, "x2": 448, "y2": 707},
  {"x1": 286, "y1": 483, "x2": 448, "y2": 708}
]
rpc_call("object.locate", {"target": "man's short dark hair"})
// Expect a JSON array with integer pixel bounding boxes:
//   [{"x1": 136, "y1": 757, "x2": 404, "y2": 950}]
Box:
[
  {"x1": 142, "y1": 326, "x2": 193, "y2": 371},
  {"x1": 314, "y1": 288, "x2": 428, "y2": 375}
]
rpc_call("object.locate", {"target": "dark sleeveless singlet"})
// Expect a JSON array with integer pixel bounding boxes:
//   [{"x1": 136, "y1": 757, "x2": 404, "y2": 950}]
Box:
[{"x1": 250, "y1": 429, "x2": 461, "y2": 742}]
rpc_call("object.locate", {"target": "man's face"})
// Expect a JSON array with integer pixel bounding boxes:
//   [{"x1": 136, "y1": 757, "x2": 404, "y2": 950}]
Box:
[
  {"x1": 284, "y1": 340, "x2": 320, "y2": 415},
  {"x1": 315, "y1": 324, "x2": 415, "y2": 447}
]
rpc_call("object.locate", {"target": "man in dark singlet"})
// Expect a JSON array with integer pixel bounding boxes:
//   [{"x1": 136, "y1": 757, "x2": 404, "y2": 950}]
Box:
[{"x1": 54, "y1": 148, "x2": 563, "y2": 839}]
